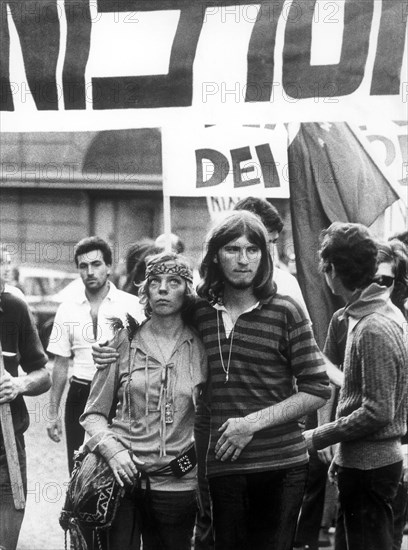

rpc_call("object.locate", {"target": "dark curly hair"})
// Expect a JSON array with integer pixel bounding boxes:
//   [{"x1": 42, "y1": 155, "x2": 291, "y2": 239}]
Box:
[
  {"x1": 197, "y1": 210, "x2": 275, "y2": 302},
  {"x1": 74, "y1": 236, "x2": 112, "y2": 267},
  {"x1": 138, "y1": 252, "x2": 196, "y2": 319},
  {"x1": 319, "y1": 222, "x2": 378, "y2": 291}
]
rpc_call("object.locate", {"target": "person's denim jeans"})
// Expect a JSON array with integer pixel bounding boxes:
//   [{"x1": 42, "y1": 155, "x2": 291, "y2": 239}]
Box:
[
  {"x1": 392, "y1": 471, "x2": 408, "y2": 550},
  {"x1": 194, "y1": 414, "x2": 214, "y2": 550},
  {"x1": 209, "y1": 464, "x2": 308, "y2": 550},
  {"x1": 337, "y1": 461, "x2": 402, "y2": 550},
  {"x1": 65, "y1": 379, "x2": 91, "y2": 473},
  {"x1": 99, "y1": 488, "x2": 197, "y2": 550},
  {"x1": 0, "y1": 435, "x2": 27, "y2": 550},
  {"x1": 294, "y1": 450, "x2": 329, "y2": 548}
]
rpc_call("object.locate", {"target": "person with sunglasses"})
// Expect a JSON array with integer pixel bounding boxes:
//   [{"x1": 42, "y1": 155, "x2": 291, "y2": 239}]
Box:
[{"x1": 304, "y1": 224, "x2": 408, "y2": 550}]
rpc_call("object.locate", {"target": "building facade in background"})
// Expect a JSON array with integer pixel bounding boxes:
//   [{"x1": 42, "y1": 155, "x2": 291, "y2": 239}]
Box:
[{"x1": 0, "y1": 128, "x2": 295, "y2": 277}]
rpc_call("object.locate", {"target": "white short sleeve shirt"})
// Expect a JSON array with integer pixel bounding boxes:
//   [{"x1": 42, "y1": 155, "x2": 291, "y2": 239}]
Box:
[{"x1": 47, "y1": 282, "x2": 145, "y2": 381}]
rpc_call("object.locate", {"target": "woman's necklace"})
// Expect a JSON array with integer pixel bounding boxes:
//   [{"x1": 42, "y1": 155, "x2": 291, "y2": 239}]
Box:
[
  {"x1": 149, "y1": 323, "x2": 182, "y2": 424},
  {"x1": 217, "y1": 310, "x2": 235, "y2": 383}
]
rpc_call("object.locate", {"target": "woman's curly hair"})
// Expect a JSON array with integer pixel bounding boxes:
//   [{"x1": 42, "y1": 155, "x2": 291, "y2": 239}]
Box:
[{"x1": 138, "y1": 252, "x2": 196, "y2": 320}]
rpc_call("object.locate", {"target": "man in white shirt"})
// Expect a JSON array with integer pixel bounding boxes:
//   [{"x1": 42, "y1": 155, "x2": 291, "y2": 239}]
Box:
[{"x1": 46, "y1": 236, "x2": 144, "y2": 472}]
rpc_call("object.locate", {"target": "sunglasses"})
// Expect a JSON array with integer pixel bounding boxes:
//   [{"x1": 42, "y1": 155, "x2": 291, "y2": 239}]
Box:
[{"x1": 373, "y1": 275, "x2": 395, "y2": 288}]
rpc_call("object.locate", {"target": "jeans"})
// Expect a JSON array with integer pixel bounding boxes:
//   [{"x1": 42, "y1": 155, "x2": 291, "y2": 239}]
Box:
[
  {"x1": 194, "y1": 415, "x2": 214, "y2": 550},
  {"x1": 209, "y1": 464, "x2": 308, "y2": 550},
  {"x1": 0, "y1": 435, "x2": 27, "y2": 550},
  {"x1": 99, "y1": 488, "x2": 197, "y2": 550},
  {"x1": 65, "y1": 378, "x2": 91, "y2": 473},
  {"x1": 337, "y1": 461, "x2": 402, "y2": 550},
  {"x1": 294, "y1": 451, "x2": 329, "y2": 549},
  {"x1": 392, "y1": 471, "x2": 408, "y2": 550}
]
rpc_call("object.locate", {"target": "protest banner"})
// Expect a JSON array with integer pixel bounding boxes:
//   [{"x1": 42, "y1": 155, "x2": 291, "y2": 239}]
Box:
[
  {"x1": 1, "y1": 0, "x2": 406, "y2": 343},
  {"x1": 162, "y1": 124, "x2": 289, "y2": 197},
  {"x1": 1, "y1": 0, "x2": 406, "y2": 130}
]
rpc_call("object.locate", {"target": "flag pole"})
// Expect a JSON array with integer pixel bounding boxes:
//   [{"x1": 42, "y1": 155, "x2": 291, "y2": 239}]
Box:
[
  {"x1": 161, "y1": 125, "x2": 173, "y2": 252},
  {"x1": 163, "y1": 194, "x2": 172, "y2": 252}
]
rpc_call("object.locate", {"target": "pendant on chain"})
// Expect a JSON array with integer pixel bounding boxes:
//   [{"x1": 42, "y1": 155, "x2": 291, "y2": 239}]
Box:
[
  {"x1": 165, "y1": 402, "x2": 174, "y2": 424},
  {"x1": 217, "y1": 310, "x2": 235, "y2": 384}
]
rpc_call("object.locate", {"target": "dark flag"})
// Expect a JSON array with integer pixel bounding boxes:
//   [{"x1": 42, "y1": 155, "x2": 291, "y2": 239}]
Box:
[{"x1": 288, "y1": 122, "x2": 400, "y2": 348}]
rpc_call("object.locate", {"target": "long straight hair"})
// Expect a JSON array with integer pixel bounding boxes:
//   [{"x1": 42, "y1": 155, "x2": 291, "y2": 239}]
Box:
[{"x1": 197, "y1": 210, "x2": 275, "y2": 302}]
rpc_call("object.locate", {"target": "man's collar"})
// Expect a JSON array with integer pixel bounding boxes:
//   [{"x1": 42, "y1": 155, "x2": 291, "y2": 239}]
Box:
[
  {"x1": 77, "y1": 280, "x2": 116, "y2": 304},
  {"x1": 256, "y1": 295, "x2": 274, "y2": 308},
  {"x1": 212, "y1": 293, "x2": 273, "y2": 310}
]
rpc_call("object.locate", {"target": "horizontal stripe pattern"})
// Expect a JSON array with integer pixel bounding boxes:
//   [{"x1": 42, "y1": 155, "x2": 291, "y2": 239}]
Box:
[{"x1": 193, "y1": 296, "x2": 330, "y2": 477}]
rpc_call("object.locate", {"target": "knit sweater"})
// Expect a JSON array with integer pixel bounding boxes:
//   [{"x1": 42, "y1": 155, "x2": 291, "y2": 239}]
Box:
[
  {"x1": 193, "y1": 295, "x2": 331, "y2": 478},
  {"x1": 313, "y1": 284, "x2": 408, "y2": 469}
]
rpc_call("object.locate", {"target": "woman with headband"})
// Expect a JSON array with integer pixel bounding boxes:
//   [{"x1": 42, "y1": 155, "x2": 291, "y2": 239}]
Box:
[{"x1": 80, "y1": 252, "x2": 208, "y2": 550}]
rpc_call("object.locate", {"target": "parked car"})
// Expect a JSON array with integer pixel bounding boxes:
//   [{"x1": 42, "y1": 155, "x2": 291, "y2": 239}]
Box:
[{"x1": 17, "y1": 267, "x2": 80, "y2": 351}]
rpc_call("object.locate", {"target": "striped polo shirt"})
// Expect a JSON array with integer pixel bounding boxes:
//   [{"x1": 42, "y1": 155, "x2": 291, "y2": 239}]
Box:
[{"x1": 193, "y1": 294, "x2": 330, "y2": 478}]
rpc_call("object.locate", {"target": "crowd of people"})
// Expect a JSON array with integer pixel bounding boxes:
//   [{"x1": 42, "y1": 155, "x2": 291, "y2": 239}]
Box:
[{"x1": 1, "y1": 198, "x2": 408, "y2": 550}]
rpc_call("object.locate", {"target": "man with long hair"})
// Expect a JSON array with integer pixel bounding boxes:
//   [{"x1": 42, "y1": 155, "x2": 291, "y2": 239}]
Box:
[
  {"x1": 194, "y1": 210, "x2": 331, "y2": 550},
  {"x1": 233, "y1": 196, "x2": 308, "y2": 314},
  {"x1": 91, "y1": 212, "x2": 331, "y2": 550}
]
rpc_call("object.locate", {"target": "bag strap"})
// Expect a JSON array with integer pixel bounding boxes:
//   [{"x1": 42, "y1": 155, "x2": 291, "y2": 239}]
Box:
[{"x1": 127, "y1": 338, "x2": 133, "y2": 453}]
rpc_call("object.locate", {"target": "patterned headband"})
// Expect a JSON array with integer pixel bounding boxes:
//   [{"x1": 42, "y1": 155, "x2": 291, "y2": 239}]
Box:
[{"x1": 145, "y1": 259, "x2": 194, "y2": 283}]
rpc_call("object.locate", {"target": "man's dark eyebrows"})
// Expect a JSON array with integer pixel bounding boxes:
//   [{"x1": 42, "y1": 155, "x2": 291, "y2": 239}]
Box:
[{"x1": 79, "y1": 259, "x2": 102, "y2": 267}]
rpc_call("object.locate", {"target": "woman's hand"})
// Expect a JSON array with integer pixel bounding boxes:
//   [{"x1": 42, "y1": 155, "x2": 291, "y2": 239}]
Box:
[
  {"x1": 108, "y1": 450, "x2": 145, "y2": 488},
  {"x1": 92, "y1": 343, "x2": 120, "y2": 369},
  {"x1": 215, "y1": 417, "x2": 254, "y2": 462}
]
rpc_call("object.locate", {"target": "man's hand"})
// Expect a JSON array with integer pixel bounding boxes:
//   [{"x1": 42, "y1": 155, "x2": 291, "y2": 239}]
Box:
[
  {"x1": 47, "y1": 418, "x2": 63, "y2": 443},
  {"x1": 303, "y1": 429, "x2": 315, "y2": 452},
  {"x1": 0, "y1": 372, "x2": 24, "y2": 404},
  {"x1": 215, "y1": 417, "x2": 254, "y2": 462},
  {"x1": 108, "y1": 450, "x2": 145, "y2": 488},
  {"x1": 92, "y1": 344, "x2": 119, "y2": 369}
]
